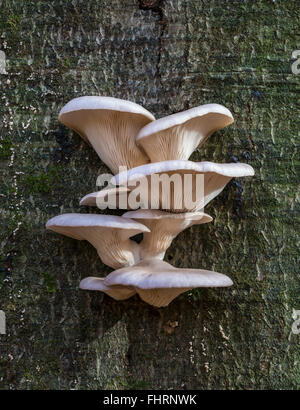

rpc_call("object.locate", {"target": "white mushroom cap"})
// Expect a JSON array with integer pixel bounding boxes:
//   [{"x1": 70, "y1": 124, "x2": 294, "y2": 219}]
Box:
[
  {"x1": 136, "y1": 104, "x2": 233, "y2": 162},
  {"x1": 79, "y1": 187, "x2": 137, "y2": 210},
  {"x1": 59, "y1": 96, "x2": 155, "y2": 174},
  {"x1": 45, "y1": 213, "x2": 150, "y2": 269},
  {"x1": 122, "y1": 210, "x2": 212, "y2": 260},
  {"x1": 105, "y1": 259, "x2": 233, "y2": 307},
  {"x1": 79, "y1": 277, "x2": 136, "y2": 301},
  {"x1": 112, "y1": 160, "x2": 255, "y2": 212}
]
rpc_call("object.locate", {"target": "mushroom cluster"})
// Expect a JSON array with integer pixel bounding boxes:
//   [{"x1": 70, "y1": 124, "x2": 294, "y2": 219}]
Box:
[{"x1": 46, "y1": 96, "x2": 254, "y2": 307}]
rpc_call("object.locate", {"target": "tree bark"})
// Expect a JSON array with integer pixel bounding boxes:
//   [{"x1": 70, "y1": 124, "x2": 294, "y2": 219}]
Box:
[{"x1": 0, "y1": 0, "x2": 298, "y2": 389}]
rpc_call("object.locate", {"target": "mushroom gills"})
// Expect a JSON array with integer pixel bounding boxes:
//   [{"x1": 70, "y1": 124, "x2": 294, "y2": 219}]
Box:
[
  {"x1": 136, "y1": 104, "x2": 234, "y2": 162},
  {"x1": 80, "y1": 277, "x2": 136, "y2": 301},
  {"x1": 122, "y1": 210, "x2": 212, "y2": 260},
  {"x1": 103, "y1": 259, "x2": 233, "y2": 307},
  {"x1": 59, "y1": 96, "x2": 155, "y2": 174},
  {"x1": 112, "y1": 160, "x2": 254, "y2": 212},
  {"x1": 45, "y1": 213, "x2": 150, "y2": 269}
]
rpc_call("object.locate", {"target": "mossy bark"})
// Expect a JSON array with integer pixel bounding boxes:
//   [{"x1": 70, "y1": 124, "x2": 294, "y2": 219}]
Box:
[{"x1": 0, "y1": 0, "x2": 299, "y2": 389}]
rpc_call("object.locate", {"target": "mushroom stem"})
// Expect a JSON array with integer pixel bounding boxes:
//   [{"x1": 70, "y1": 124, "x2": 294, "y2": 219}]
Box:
[
  {"x1": 85, "y1": 230, "x2": 141, "y2": 268},
  {"x1": 122, "y1": 210, "x2": 212, "y2": 260},
  {"x1": 139, "y1": 231, "x2": 173, "y2": 261},
  {"x1": 137, "y1": 288, "x2": 191, "y2": 308}
]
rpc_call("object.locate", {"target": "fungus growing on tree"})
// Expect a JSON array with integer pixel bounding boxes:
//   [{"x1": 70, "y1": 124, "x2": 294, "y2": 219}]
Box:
[
  {"x1": 100, "y1": 259, "x2": 233, "y2": 307},
  {"x1": 136, "y1": 104, "x2": 233, "y2": 162},
  {"x1": 46, "y1": 213, "x2": 149, "y2": 269},
  {"x1": 59, "y1": 96, "x2": 155, "y2": 174},
  {"x1": 47, "y1": 97, "x2": 255, "y2": 307},
  {"x1": 112, "y1": 160, "x2": 254, "y2": 212}
]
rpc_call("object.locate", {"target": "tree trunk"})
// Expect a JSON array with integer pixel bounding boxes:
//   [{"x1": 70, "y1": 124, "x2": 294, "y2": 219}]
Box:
[{"x1": 0, "y1": 0, "x2": 298, "y2": 389}]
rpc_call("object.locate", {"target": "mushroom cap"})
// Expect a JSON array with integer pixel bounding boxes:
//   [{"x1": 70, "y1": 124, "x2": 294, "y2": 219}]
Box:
[
  {"x1": 136, "y1": 104, "x2": 234, "y2": 145},
  {"x1": 79, "y1": 187, "x2": 130, "y2": 206},
  {"x1": 112, "y1": 160, "x2": 254, "y2": 186},
  {"x1": 111, "y1": 160, "x2": 254, "y2": 212},
  {"x1": 59, "y1": 96, "x2": 155, "y2": 143},
  {"x1": 79, "y1": 277, "x2": 136, "y2": 301},
  {"x1": 105, "y1": 259, "x2": 233, "y2": 289},
  {"x1": 58, "y1": 96, "x2": 154, "y2": 174},
  {"x1": 136, "y1": 104, "x2": 233, "y2": 143},
  {"x1": 46, "y1": 213, "x2": 149, "y2": 243},
  {"x1": 46, "y1": 213, "x2": 150, "y2": 269},
  {"x1": 46, "y1": 213, "x2": 150, "y2": 239},
  {"x1": 104, "y1": 259, "x2": 233, "y2": 307},
  {"x1": 122, "y1": 209, "x2": 212, "y2": 224},
  {"x1": 79, "y1": 187, "x2": 133, "y2": 209},
  {"x1": 136, "y1": 104, "x2": 233, "y2": 162}
]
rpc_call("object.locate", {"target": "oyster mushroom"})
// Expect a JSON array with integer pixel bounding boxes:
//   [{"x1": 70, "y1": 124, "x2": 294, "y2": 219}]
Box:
[
  {"x1": 59, "y1": 96, "x2": 155, "y2": 174},
  {"x1": 112, "y1": 160, "x2": 255, "y2": 212},
  {"x1": 80, "y1": 277, "x2": 136, "y2": 301},
  {"x1": 79, "y1": 186, "x2": 135, "y2": 210},
  {"x1": 103, "y1": 259, "x2": 233, "y2": 307},
  {"x1": 45, "y1": 213, "x2": 150, "y2": 269},
  {"x1": 122, "y1": 210, "x2": 212, "y2": 260},
  {"x1": 136, "y1": 104, "x2": 233, "y2": 162}
]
